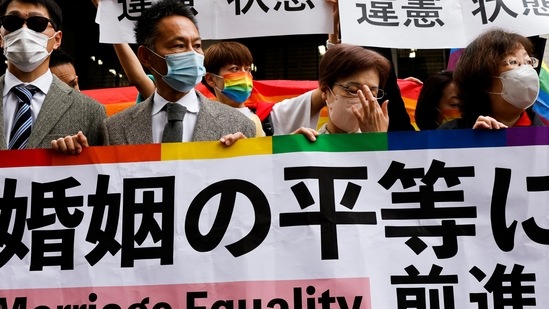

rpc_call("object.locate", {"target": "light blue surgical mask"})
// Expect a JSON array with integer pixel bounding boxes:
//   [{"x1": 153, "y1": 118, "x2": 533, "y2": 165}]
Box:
[{"x1": 148, "y1": 48, "x2": 206, "y2": 92}]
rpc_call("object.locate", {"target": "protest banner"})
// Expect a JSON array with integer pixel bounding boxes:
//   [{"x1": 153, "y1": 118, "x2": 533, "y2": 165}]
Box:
[
  {"x1": 98, "y1": 1, "x2": 549, "y2": 48},
  {"x1": 340, "y1": 1, "x2": 549, "y2": 48},
  {"x1": 1, "y1": 128, "x2": 549, "y2": 308},
  {"x1": 97, "y1": 0, "x2": 333, "y2": 43}
]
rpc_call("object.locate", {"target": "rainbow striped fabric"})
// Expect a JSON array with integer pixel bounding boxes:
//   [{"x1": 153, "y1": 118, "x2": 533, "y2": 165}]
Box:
[
  {"x1": 533, "y1": 61, "x2": 549, "y2": 122},
  {"x1": 82, "y1": 79, "x2": 422, "y2": 129},
  {"x1": 1, "y1": 127, "x2": 547, "y2": 168}
]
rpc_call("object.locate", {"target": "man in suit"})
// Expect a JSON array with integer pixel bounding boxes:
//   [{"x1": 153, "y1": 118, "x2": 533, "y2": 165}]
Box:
[
  {"x1": 0, "y1": 0, "x2": 105, "y2": 152},
  {"x1": 103, "y1": 0, "x2": 255, "y2": 145}
]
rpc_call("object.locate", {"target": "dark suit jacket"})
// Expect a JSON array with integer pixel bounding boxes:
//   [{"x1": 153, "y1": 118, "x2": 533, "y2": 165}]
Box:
[
  {"x1": 103, "y1": 91, "x2": 256, "y2": 145},
  {"x1": 0, "y1": 75, "x2": 106, "y2": 149}
]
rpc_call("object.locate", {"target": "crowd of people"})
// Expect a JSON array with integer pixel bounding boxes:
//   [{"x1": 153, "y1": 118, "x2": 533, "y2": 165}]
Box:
[{"x1": 0, "y1": 0, "x2": 546, "y2": 155}]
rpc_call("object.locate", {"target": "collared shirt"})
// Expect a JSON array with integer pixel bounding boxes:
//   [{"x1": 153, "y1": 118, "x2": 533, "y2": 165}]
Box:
[
  {"x1": 151, "y1": 88, "x2": 199, "y2": 143},
  {"x1": 3, "y1": 70, "x2": 53, "y2": 147}
]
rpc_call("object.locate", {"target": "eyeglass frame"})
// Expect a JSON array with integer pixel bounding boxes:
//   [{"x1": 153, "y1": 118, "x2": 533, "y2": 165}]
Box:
[
  {"x1": 333, "y1": 82, "x2": 385, "y2": 99},
  {"x1": 501, "y1": 56, "x2": 539, "y2": 69},
  {"x1": 0, "y1": 15, "x2": 55, "y2": 33}
]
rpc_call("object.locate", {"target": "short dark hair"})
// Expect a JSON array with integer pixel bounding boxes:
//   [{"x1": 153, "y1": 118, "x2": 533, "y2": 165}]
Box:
[
  {"x1": 415, "y1": 70, "x2": 454, "y2": 130},
  {"x1": 49, "y1": 49, "x2": 74, "y2": 68},
  {"x1": 454, "y1": 28, "x2": 534, "y2": 126},
  {"x1": 134, "y1": 0, "x2": 197, "y2": 48},
  {"x1": 318, "y1": 43, "x2": 391, "y2": 92},
  {"x1": 202, "y1": 41, "x2": 253, "y2": 94},
  {"x1": 0, "y1": 0, "x2": 62, "y2": 31}
]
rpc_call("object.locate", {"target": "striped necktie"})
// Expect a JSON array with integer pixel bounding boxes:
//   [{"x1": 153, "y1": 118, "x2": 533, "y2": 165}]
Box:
[{"x1": 9, "y1": 85, "x2": 38, "y2": 150}]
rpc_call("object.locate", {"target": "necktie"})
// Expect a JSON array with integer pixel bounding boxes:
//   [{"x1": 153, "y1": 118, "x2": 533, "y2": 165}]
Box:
[
  {"x1": 9, "y1": 85, "x2": 38, "y2": 150},
  {"x1": 161, "y1": 103, "x2": 186, "y2": 143}
]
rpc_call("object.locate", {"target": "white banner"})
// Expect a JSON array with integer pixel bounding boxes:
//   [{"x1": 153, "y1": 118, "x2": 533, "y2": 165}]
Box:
[
  {"x1": 1, "y1": 129, "x2": 549, "y2": 308},
  {"x1": 97, "y1": 0, "x2": 333, "y2": 43},
  {"x1": 340, "y1": 0, "x2": 549, "y2": 49}
]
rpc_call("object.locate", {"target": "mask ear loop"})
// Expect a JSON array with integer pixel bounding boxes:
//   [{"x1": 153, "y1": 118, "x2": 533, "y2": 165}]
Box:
[
  {"x1": 207, "y1": 72, "x2": 225, "y2": 93},
  {"x1": 486, "y1": 75, "x2": 505, "y2": 96},
  {"x1": 327, "y1": 87, "x2": 338, "y2": 105}
]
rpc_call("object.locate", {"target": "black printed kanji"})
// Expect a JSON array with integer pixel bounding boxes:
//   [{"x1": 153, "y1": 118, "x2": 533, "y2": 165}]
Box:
[
  {"x1": 117, "y1": 0, "x2": 153, "y2": 21},
  {"x1": 185, "y1": 179, "x2": 271, "y2": 257},
  {"x1": 228, "y1": 0, "x2": 269, "y2": 15},
  {"x1": 472, "y1": 0, "x2": 518, "y2": 24},
  {"x1": 391, "y1": 264, "x2": 458, "y2": 309},
  {"x1": 469, "y1": 264, "x2": 536, "y2": 308},
  {"x1": 379, "y1": 160, "x2": 476, "y2": 259},
  {"x1": 274, "y1": 0, "x2": 314, "y2": 11},
  {"x1": 85, "y1": 175, "x2": 122, "y2": 266},
  {"x1": 280, "y1": 166, "x2": 377, "y2": 260},
  {"x1": 402, "y1": 0, "x2": 445, "y2": 27},
  {"x1": 522, "y1": 0, "x2": 549, "y2": 16},
  {"x1": 117, "y1": 0, "x2": 197, "y2": 20},
  {"x1": 28, "y1": 177, "x2": 84, "y2": 271},
  {"x1": 356, "y1": 1, "x2": 400, "y2": 26},
  {"x1": 491, "y1": 168, "x2": 549, "y2": 252},
  {"x1": 0, "y1": 178, "x2": 29, "y2": 267},
  {"x1": 121, "y1": 176, "x2": 174, "y2": 267}
]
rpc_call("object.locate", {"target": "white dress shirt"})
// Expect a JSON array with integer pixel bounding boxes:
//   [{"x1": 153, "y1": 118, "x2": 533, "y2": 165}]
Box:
[
  {"x1": 3, "y1": 70, "x2": 53, "y2": 147},
  {"x1": 151, "y1": 88, "x2": 199, "y2": 143}
]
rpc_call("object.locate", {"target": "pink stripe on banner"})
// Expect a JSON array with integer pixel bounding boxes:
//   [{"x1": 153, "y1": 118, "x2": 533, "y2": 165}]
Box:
[{"x1": 0, "y1": 278, "x2": 371, "y2": 309}]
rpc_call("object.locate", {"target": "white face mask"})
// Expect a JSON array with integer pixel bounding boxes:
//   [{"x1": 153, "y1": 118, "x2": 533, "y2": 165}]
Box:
[
  {"x1": 327, "y1": 89, "x2": 362, "y2": 133},
  {"x1": 489, "y1": 65, "x2": 540, "y2": 110},
  {"x1": 2, "y1": 28, "x2": 55, "y2": 72}
]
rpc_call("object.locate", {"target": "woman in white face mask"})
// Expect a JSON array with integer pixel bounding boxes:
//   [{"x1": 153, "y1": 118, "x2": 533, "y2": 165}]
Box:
[
  {"x1": 316, "y1": 44, "x2": 391, "y2": 134},
  {"x1": 438, "y1": 28, "x2": 546, "y2": 130}
]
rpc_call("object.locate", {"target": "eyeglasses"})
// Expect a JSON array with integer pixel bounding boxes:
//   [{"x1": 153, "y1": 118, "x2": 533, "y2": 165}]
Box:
[
  {"x1": 0, "y1": 15, "x2": 53, "y2": 33},
  {"x1": 502, "y1": 57, "x2": 539, "y2": 69},
  {"x1": 334, "y1": 82, "x2": 385, "y2": 99}
]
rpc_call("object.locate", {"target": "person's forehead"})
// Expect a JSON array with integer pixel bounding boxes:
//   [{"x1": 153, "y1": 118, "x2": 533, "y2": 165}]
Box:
[
  {"x1": 155, "y1": 15, "x2": 199, "y2": 39},
  {"x1": 505, "y1": 46, "x2": 528, "y2": 58},
  {"x1": 51, "y1": 63, "x2": 76, "y2": 77},
  {"x1": 337, "y1": 69, "x2": 380, "y2": 85},
  {"x1": 5, "y1": 1, "x2": 50, "y2": 18}
]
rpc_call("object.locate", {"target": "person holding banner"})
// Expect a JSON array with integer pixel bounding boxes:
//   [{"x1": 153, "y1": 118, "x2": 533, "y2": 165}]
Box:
[
  {"x1": 203, "y1": 41, "x2": 328, "y2": 139},
  {"x1": 326, "y1": 0, "x2": 414, "y2": 132},
  {"x1": 203, "y1": 41, "x2": 266, "y2": 137},
  {"x1": 439, "y1": 29, "x2": 545, "y2": 130},
  {"x1": 0, "y1": 0, "x2": 106, "y2": 153},
  {"x1": 102, "y1": 0, "x2": 255, "y2": 146},
  {"x1": 316, "y1": 43, "x2": 390, "y2": 134}
]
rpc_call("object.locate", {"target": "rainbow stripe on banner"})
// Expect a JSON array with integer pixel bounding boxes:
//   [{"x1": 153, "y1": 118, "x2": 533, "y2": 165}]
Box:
[{"x1": 1, "y1": 127, "x2": 547, "y2": 168}]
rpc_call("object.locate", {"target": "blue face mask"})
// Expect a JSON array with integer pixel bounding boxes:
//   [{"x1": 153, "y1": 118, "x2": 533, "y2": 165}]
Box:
[{"x1": 148, "y1": 49, "x2": 206, "y2": 92}]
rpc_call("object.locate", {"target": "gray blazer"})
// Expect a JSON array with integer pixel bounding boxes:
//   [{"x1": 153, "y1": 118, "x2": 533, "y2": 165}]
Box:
[
  {"x1": 103, "y1": 91, "x2": 256, "y2": 145},
  {"x1": 0, "y1": 75, "x2": 106, "y2": 149}
]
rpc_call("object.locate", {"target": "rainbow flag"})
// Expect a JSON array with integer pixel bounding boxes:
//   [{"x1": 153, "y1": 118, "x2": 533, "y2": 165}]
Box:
[
  {"x1": 81, "y1": 86, "x2": 138, "y2": 117},
  {"x1": 533, "y1": 61, "x2": 549, "y2": 123},
  {"x1": 82, "y1": 79, "x2": 422, "y2": 129},
  {"x1": 447, "y1": 48, "x2": 463, "y2": 71}
]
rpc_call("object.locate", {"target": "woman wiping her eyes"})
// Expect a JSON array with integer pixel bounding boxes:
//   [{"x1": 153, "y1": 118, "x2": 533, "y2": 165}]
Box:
[{"x1": 316, "y1": 43, "x2": 391, "y2": 134}]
